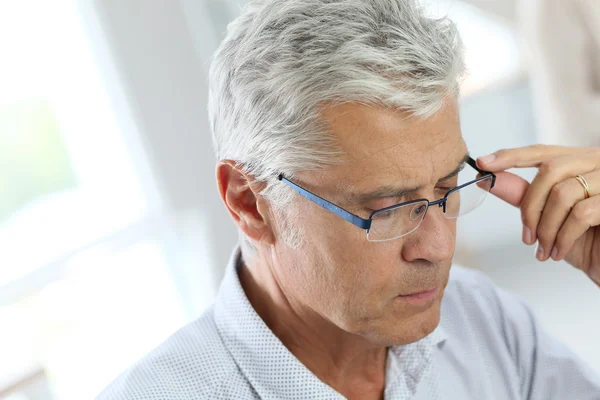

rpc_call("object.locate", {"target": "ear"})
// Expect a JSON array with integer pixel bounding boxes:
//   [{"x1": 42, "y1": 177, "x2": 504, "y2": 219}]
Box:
[{"x1": 216, "y1": 160, "x2": 276, "y2": 246}]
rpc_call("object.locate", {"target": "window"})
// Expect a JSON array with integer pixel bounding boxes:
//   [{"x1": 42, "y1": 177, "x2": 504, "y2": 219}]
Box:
[{"x1": 0, "y1": 2, "x2": 186, "y2": 398}]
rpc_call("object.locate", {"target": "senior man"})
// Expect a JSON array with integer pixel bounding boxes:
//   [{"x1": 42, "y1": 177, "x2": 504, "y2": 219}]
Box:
[{"x1": 99, "y1": 0, "x2": 600, "y2": 399}]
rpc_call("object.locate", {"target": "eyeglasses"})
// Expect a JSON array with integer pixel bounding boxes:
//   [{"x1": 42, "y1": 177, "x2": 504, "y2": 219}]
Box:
[{"x1": 278, "y1": 156, "x2": 496, "y2": 242}]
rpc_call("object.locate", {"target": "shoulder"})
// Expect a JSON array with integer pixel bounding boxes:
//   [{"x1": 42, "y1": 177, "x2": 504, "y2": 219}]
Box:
[
  {"x1": 442, "y1": 267, "x2": 600, "y2": 398},
  {"x1": 443, "y1": 265, "x2": 533, "y2": 334},
  {"x1": 445, "y1": 265, "x2": 501, "y2": 301},
  {"x1": 441, "y1": 266, "x2": 538, "y2": 374},
  {"x1": 96, "y1": 306, "x2": 249, "y2": 400},
  {"x1": 443, "y1": 265, "x2": 500, "y2": 315}
]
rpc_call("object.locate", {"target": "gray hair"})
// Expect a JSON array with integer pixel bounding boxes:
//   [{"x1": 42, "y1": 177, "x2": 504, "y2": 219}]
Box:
[{"x1": 208, "y1": 0, "x2": 465, "y2": 255}]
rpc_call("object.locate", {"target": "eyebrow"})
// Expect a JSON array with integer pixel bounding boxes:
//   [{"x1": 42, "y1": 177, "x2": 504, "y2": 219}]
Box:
[{"x1": 347, "y1": 153, "x2": 470, "y2": 203}]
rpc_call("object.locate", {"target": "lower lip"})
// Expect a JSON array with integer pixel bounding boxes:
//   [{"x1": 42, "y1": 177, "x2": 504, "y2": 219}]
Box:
[{"x1": 396, "y1": 287, "x2": 439, "y2": 306}]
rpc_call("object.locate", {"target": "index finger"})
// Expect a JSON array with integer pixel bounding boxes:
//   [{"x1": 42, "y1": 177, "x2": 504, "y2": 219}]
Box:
[
  {"x1": 476, "y1": 144, "x2": 589, "y2": 172},
  {"x1": 488, "y1": 171, "x2": 529, "y2": 208}
]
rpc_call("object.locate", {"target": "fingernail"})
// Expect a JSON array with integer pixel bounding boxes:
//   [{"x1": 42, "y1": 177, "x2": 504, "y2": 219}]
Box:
[
  {"x1": 551, "y1": 247, "x2": 558, "y2": 259},
  {"x1": 536, "y1": 243, "x2": 544, "y2": 260},
  {"x1": 523, "y1": 226, "x2": 532, "y2": 245},
  {"x1": 478, "y1": 154, "x2": 496, "y2": 164}
]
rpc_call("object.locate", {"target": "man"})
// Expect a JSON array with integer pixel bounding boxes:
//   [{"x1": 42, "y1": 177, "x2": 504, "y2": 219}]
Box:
[{"x1": 99, "y1": 0, "x2": 600, "y2": 398}]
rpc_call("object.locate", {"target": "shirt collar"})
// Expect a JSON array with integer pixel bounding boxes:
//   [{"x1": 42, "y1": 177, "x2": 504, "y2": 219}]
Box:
[
  {"x1": 214, "y1": 247, "x2": 446, "y2": 400},
  {"x1": 385, "y1": 323, "x2": 446, "y2": 398}
]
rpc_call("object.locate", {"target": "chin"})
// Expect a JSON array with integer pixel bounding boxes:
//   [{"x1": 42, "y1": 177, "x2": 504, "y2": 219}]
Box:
[
  {"x1": 400, "y1": 303, "x2": 442, "y2": 344},
  {"x1": 363, "y1": 299, "x2": 443, "y2": 347}
]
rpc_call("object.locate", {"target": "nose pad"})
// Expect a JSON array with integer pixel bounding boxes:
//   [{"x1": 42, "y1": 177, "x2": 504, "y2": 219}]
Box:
[
  {"x1": 421, "y1": 199, "x2": 446, "y2": 222},
  {"x1": 436, "y1": 198, "x2": 447, "y2": 214}
]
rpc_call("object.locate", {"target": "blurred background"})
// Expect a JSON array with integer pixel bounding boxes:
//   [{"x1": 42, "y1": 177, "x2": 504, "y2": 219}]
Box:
[{"x1": 1, "y1": 0, "x2": 599, "y2": 398}]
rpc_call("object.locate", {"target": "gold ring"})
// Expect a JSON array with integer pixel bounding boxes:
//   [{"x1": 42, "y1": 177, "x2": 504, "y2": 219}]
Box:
[{"x1": 575, "y1": 175, "x2": 591, "y2": 199}]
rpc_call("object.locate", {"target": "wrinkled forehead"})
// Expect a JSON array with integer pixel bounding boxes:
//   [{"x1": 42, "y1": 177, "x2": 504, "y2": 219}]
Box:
[{"x1": 315, "y1": 100, "x2": 467, "y2": 193}]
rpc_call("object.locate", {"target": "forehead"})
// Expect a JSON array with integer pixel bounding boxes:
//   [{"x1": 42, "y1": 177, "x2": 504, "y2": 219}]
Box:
[{"x1": 315, "y1": 100, "x2": 466, "y2": 191}]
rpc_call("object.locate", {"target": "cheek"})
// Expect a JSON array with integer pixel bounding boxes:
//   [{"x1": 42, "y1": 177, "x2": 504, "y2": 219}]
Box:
[
  {"x1": 296, "y1": 203, "x2": 367, "y2": 260},
  {"x1": 286, "y1": 205, "x2": 405, "y2": 315},
  {"x1": 446, "y1": 218, "x2": 458, "y2": 237},
  {"x1": 323, "y1": 240, "x2": 404, "y2": 313},
  {"x1": 361, "y1": 241, "x2": 405, "y2": 289},
  {"x1": 304, "y1": 212, "x2": 404, "y2": 287}
]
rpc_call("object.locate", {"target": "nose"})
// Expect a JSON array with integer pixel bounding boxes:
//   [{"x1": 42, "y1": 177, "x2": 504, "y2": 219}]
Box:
[{"x1": 401, "y1": 204, "x2": 455, "y2": 264}]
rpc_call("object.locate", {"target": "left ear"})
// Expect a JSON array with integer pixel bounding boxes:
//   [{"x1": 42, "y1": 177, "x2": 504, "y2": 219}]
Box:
[{"x1": 216, "y1": 160, "x2": 276, "y2": 247}]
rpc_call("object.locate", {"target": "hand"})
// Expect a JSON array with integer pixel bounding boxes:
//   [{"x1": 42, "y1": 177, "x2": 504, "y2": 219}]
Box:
[{"x1": 477, "y1": 145, "x2": 600, "y2": 287}]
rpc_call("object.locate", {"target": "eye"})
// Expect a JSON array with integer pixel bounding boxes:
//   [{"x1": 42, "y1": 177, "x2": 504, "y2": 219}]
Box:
[{"x1": 373, "y1": 209, "x2": 394, "y2": 219}]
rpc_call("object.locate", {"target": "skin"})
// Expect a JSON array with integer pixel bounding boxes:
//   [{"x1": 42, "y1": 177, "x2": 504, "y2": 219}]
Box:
[
  {"x1": 477, "y1": 145, "x2": 600, "y2": 286},
  {"x1": 217, "y1": 98, "x2": 467, "y2": 399}
]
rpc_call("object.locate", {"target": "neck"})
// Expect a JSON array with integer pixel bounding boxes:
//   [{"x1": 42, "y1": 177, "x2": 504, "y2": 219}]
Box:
[{"x1": 239, "y1": 252, "x2": 387, "y2": 399}]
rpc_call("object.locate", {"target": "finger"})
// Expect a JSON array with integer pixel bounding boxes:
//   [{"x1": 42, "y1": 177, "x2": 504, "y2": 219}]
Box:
[
  {"x1": 487, "y1": 171, "x2": 529, "y2": 208},
  {"x1": 484, "y1": 171, "x2": 536, "y2": 245},
  {"x1": 554, "y1": 196, "x2": 600, "y2": 275},
  {"x1": 536, "y1": 174, "x2": 593, "y2": 261},
  {"x1": 590, "y1": 265, "x2": 600, "y2": 287},
  {"x1": 520, "y1": 154, "x2": 600, "y2": 246},
  {"x1": 476, "y1": 145, "x2": 594, "y2": 172}
]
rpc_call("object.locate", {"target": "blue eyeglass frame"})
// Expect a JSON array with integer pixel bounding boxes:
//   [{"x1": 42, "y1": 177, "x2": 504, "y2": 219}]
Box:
[{"x1": 277, "y1": 157, "x2": 496, "y2": 232}]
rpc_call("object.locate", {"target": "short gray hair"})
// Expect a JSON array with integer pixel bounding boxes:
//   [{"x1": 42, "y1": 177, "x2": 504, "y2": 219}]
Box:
[{"x1": 208, "y1": 0, "x2": 465, "y2": 254}]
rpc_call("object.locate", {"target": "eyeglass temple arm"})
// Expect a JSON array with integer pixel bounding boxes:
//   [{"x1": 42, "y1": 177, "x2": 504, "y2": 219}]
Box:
[
  {"x1": 467, "y1": 157, "x2": 497, "y2": 189},
  {"x1": 278, "y1": 175, "x2": 372, "y2": 230}
]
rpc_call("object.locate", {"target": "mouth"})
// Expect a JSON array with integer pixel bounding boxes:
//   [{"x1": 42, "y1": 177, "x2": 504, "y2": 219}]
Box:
[{"x1": 395, "y1": 287, "x2": 440, "y2": 307}]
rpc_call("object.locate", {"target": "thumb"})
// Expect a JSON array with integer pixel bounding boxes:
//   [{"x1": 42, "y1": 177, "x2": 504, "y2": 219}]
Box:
[{"x1": 487, "y1": 171, "x2": 530, "y2": 208}]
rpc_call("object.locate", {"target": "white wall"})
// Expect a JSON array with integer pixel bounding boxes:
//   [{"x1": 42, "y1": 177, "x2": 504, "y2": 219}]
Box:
[{"x1": 89, "y1": 0, "x2": 238, "y2": 316}]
